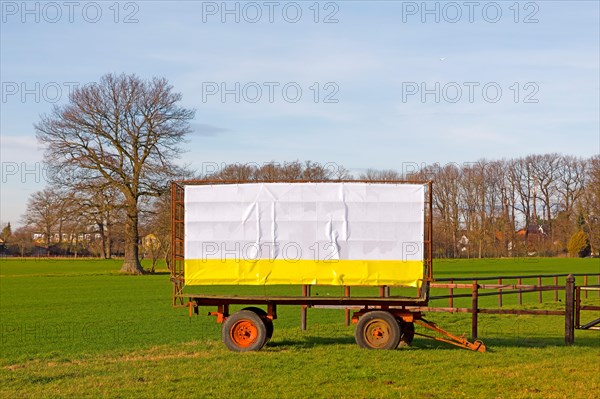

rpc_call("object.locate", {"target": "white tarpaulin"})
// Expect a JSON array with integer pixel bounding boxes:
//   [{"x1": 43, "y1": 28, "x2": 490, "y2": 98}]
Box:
[{"x1": 184, "y1": 182, "x2": 426, "y2": 286}]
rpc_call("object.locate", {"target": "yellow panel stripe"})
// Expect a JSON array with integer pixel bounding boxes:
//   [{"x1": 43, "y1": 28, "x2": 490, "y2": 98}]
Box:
[{"x1": 184, "y1": 259, "x2": 424, "y2": 287}]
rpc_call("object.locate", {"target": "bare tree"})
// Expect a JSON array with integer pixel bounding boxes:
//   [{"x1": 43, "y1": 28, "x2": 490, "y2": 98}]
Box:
[
  {"x1": 254, "y1": 162, "x2": 283, "y2": 181},
  {"x1": 21, "y1": 187, "x2": 66, "y2": 255},
  {"x1": 75, "y1": 183, "x2": 124, "y2": 259},
  {"x1": 300, "y1": 160, "x2": 348, "y2": 180},
  {"x1": 140, "y1": 193, "x2": 172, "y2": 272},
  {"x1": 276, "y1": 161, "x2": 304, "y2": 180},
  {"x1": 431, "y1": 164, "x2": 462, "y2": 257},
  {"x1": 359, "y1": 169, "x2": 402, "y2": 181},
  {"x1": 458, "y1": 161, "x2": 497, "y2": 258},
  {"x1": 557, "y1": 156, "x2": 587, "y2": 215},
  {"x1": 211, "y1": 163, "x2": 257, "y2": 182},
  {"x1": 35, "y1": 73, "x2": 195, "y2": 274},
  {"x1": 141, "y1": 168, "x2": 194, "y2": 272},
  {"x1": 345, "y1": 154, "x2": 594, "y2": 258},
  {"x1": 531, "y1": 153, "x2": 561, "y2": 233},
  {"x1": 483, "y1": 159, "x2": 514, "y2": 256},
  {"x1": 484, "y1": 160, "x2": 505, "y2": 256},
  {"x1": 211, "y1": 160, "x2": 349, "y2": 182},
  {"x1": 579, "y1": 156, "x2": 600, "y2": 255},
  {"x1": 12, "y1": 226, "x2": 35, "y2": 257},
  {"x1": 459, "y1": 165, "x2": 476, "y2": 258},
  {"x1": 0, "y1": 222, "x2": 12, "y2": 244},
  {"x1": 509, "y1": 157, "x2": 535, "y2": 230}
]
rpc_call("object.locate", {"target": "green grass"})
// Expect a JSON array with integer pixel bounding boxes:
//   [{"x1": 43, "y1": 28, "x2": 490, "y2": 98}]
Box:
[{"x1": 1, "y1": 257, "x2": 599, "y2": 398}]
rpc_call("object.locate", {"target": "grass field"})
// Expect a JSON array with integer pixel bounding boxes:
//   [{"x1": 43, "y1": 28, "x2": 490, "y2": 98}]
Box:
[{"x1": 1, "y1": 257, "x2": 599, "y2": 398}]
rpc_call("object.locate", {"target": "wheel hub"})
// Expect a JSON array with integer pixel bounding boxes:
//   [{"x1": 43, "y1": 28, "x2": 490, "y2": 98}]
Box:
[
  {"x1": 231, "y1": 320, "x2": 258, "y2": 347},
  {"x1": 364, "y1": 321, "x2": 391, "y2": 347}
]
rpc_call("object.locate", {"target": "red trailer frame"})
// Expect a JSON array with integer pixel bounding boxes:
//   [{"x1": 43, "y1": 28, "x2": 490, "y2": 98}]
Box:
[{"x1": 170, "y1": 180, "x2": 485, "y2": 352}]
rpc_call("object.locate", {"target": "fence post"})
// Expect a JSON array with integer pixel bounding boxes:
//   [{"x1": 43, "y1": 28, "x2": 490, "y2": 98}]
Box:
[
  {"x1": 583, "y1": 275, "x2": 588, "y2": 299},
  {"x1": 471, "y1": 281, "x2": 479, "y2": 339},
  {"x1": 449, "y1": 278, "x2": 454, "y2": 308},
  {"x1": 518, "y1": 277, "x2": 522, "y2": 305},
  {"x1": 575, "y1": 284, "x2": 581, "y2": 329},
  {"x1": 498, "y1": 278, "x2": 502, "y2": 307},
  {"x1": 344, "y1": 286, "x2": 351, "y2": 326},
  {"x1": 554, "y1": 276, "x2": 559, "y2": 302},
  {"x1": 538, "y1": 276, "x2": 543, "y2": 303},
  {"x1": 565, "y1": 274, "x2": 575, "y2": 345},
  {"x1": 301, "y1": 285, "x2": 308, "y2": 331}
]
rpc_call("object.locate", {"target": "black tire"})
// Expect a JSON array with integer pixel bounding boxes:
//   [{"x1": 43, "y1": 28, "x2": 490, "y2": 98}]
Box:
[
  {"x1": 354, "y1": 311, "x2": 401, "y2": 350},
  {"x1": 222, "y1": 310, "x2": 268, "y2": 352},
  {"x1": 242, "y1": 306, "x2": 274, "y2": 342},
  {"x1": 398, "y1": 321, "x2": 415, "y2": 347}
]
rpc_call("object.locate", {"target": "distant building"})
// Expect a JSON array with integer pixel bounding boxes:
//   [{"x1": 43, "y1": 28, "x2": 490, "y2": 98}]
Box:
[
  {"x1": 457, "y1": 233, "x2": 469, "y2": 253},
  {"x1": 516, "y1": 224, "x2": 548, "y2": 241},
  {"x1": 31, "y1": 232, "x2": 102, "y2": 243}
]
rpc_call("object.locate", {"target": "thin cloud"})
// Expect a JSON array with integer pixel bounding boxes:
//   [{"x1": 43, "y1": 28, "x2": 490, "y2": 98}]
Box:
[
  {"x1": 190, "y1": 123, "x2": 231, "y2": 137},
  {"x1": 0, "y1": 135, "x2": 39, "y2": 151}
]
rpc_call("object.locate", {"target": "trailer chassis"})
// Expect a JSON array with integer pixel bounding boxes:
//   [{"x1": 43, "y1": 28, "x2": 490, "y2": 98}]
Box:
[{"x1": 183, "y1": 294, "x2": 486, "y2": 352}]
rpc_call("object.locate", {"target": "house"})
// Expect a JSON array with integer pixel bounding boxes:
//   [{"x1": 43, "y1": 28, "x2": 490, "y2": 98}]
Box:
[
  {"x1": 516, "y1": 224, "x2": 548, "y2": 241},
  {"x1": 457, "y1": 234, "x2": 469, "y2": 253},
  {"x1": 515, "y1": 224, "x2": 549, "y2": 254}
]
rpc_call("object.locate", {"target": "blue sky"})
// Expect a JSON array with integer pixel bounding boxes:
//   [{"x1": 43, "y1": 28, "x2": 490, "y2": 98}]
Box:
[{"x1": 1, "y1": 1, "x2": 599, "y2": 226}]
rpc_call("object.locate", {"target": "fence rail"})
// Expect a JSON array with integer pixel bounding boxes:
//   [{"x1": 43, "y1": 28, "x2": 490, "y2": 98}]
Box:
[
  {"x1": 426, "y1": 273, "x2": 600, "y2": 343},
  {"x1": 434, "y1": 273, "x2": 598, "y2": 282},
  {"x1": 576, "y1": 286, "x2": 600, "y2": 331},
  {"x1": 314, "y1": 273, "x2": 600, "y2": 345},
  {"x1": 431, "y1": 273, "x2": 600, "y2": 309}
]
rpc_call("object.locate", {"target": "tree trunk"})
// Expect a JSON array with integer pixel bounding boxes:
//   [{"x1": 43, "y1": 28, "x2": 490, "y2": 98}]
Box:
[
  {"x1": 58, "y1": 221, "x2": 63, "y2": 255},
  {"x1": 105, "y1": 218, "x2": 112, "y2": 259},
  {"x1": 150, "y1": 248, "x2": 157, "y2": 273},
  {"x1": 98, "y1": 222, "x2": 107, "y2": 258},
  {"x1": 452, "y1": 230, "x2": 457, "y2": 258},
  {"x1": 121, "y1": 204, "x2": 144, "y2": 274},
  {"x1": 165, "y1": 247, "x2": 171, "y2": 271}
]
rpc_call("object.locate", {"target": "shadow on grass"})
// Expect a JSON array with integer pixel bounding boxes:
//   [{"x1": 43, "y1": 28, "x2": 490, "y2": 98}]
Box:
[
  {"x1": 265, "y1": 336, "x2": 479, "y2": 352},
  {"x1": 144, "y1": 271, "x2": 171, "y2": 276},
  {"x1": 404, "y1": 335, "x2": 600, "y2": 352},
  {"x1": 473, "y1": 336, "x2": 600, "y2": 349},
  {"x1": 267, "y1": 335, "x2": 356, "y2": 349},
  {"x1": 265, "y1": 334, "x2": 600, "y2": 352}
]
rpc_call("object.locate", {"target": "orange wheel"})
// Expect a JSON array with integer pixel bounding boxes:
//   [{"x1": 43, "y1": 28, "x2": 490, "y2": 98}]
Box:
[
  {"x1": 230, "y1": 320, "x2": 259, "y2": 347},
  {"x1": 355, "y1": 311, "x2": 401, "y2": 350},
  {"x1": 222, "y1": 310, "x2": 268, "y2": 352}
]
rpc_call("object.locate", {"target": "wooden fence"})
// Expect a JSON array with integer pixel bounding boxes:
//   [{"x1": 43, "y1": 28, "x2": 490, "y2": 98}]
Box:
[
  {"x1": 420, "y1": 273, "x2": 600, "y2": 344},
  {"x1": 309, "y1": 273, "x2": 600, "y2": 345}
]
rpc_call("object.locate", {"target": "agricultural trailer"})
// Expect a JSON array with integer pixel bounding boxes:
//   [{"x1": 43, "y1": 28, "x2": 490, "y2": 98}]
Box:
[{"x1": 170, "y1": 180, "x2": 485, "y2": 352}]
